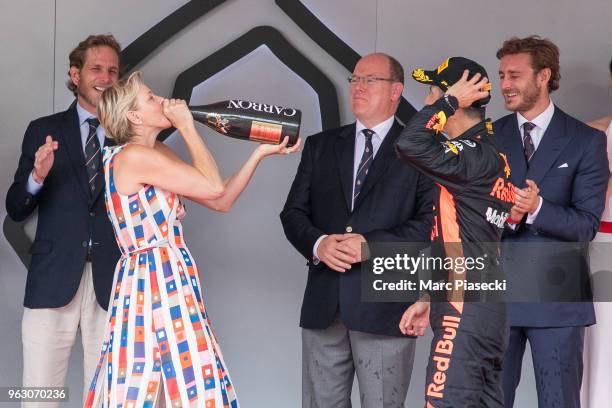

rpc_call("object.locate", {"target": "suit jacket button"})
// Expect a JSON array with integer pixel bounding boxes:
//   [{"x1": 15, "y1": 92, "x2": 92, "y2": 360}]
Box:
[
  {"x1": 82, "y1": 241, "x2": 88, "y2": 247},
  {"x1": 90, "y1": 211, "x2": 95, "y2": 217},
  {"x1": 346, "y1": 226, "x2": 353, "y2": 233}
]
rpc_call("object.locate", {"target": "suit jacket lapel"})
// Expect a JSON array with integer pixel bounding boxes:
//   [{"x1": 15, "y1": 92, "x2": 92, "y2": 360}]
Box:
[
  {"x1": 334, "y1": 124, "x2": 356, "y2": 212},
  {"x1": 59, "y1": 102, "x2": 90, "y2": 201},
  {"x1": 353, "y1": 120, "x2": 400, "y2": 211},
  {"x1": 526, "y1": 107, "x2": 571, "y2": 185},
  {"x1": 500, "y1": 116, "x2": 528, "y2": 188}
]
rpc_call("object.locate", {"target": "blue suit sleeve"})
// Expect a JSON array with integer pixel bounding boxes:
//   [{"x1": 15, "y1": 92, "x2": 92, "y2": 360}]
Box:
[
  {"x1": 6, "y1": 121, "x2": 43, "y2": 221},
  {"x1": 280, "y1": 136, "x2": 327, "y2": 261},
  {"x1": 533, "y1": 129, "x2": 609, "y2": 241}
]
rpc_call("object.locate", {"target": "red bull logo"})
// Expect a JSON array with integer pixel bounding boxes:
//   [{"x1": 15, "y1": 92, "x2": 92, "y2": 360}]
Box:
[
  {"x1": 426, "y1": 314, "x2": 461, "y2": 399},
  {"x1": 489, "y1": 177, "x2": 515, "y2": 204}
]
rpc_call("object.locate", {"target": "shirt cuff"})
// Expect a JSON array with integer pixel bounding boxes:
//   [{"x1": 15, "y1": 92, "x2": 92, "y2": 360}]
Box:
[
  {"x1": 26, "y1": 172, "x2": 43, "y2": 195},
  {"x1": 526, "y1": 196, "x2": 543, "y2": 224},
  {"x1": 312, "y1": 235, "x2": 328, "y2": 265}
]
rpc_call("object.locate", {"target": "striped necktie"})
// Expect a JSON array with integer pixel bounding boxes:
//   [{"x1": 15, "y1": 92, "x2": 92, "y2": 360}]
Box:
[
  {"x1": 353, "y1": 129, "x2": 374, "y2": 206},
  {"x1": 523, "y1": 122, "x2": 536, "y2": 162},
  {"x1": 85, "y1": 117, "x2": 102, "y2": 196}
]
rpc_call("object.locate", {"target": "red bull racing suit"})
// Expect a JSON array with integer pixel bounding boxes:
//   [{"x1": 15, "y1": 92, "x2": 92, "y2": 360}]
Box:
[{"x1": 395, "y1": 95, "x2": 513, "y2": 407}]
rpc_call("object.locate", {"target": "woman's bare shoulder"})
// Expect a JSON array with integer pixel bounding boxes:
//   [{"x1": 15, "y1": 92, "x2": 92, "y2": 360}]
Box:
[
  {"x1": 154, "y1": 140, "x2": 182, "y2": 161},
  {"x1": 116, "y1": 143, "x2": 159, "y2": 161}
]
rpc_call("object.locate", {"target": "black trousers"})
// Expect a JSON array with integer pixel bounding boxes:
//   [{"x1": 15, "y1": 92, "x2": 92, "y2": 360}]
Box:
[{"x1": 424, "y1": 302, "x2": 508, "y2": 407}]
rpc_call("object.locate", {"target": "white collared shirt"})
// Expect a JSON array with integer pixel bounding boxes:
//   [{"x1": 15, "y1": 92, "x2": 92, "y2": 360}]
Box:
[
  {"x1": 352, "y1": 115, "x2": 395, "y2": 209},
  {"x1": 514, "y1": 99, "x2": 555, "y2": 224},
  {"x1": 76, "y1": 102, "x2": 107, "y2": 155},
  {"x1": 516, "y1": 99, "x2": 555, "y2": 151}
]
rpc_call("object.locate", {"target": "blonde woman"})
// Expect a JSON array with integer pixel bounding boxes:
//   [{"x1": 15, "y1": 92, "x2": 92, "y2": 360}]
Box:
[{"x1": 84, "y1": 71, "x2": 300, "y2": 407}]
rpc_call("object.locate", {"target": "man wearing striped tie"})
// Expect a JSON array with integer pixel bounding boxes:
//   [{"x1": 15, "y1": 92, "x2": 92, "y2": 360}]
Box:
[
  {"x1": 6, "y1": 34, "x2": 122, "y2": 407},
  {"x1": 281, "y1": 53, "x2": 434, "y2": 407},
  {"x1": 494, "y1": 36, "x2": 609, "y2": 408}
]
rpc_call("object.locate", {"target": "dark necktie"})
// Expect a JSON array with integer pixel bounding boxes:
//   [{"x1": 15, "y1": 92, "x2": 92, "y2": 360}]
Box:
[
  {"x1": 353, "y1": 129, "x2": 374, "y2": 206},
  {"x1": 85, "y1": 118, "x2": 102, "y2": 196},
  {"x1": 523, "y1": 122, "x2": 536, "y2": 162}
]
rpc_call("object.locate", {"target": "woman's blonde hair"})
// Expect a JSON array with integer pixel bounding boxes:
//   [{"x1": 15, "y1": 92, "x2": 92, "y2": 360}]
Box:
[{"x1": 98, "y1": 71, "x2": 143, "y2": 144}]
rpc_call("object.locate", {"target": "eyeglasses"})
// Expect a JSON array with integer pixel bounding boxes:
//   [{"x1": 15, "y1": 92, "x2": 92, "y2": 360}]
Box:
[{"x1": 347, "y1": 75, "x2": 395, "y2": 85}]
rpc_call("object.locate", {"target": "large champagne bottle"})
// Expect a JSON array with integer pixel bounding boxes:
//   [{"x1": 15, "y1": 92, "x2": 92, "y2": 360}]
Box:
[{"x1": 189, "y1": 99, "x2": 301, "y2": 146}]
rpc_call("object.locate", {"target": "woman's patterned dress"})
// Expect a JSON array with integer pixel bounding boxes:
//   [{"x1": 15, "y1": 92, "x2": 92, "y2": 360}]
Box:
[{"x1": 84, "y1": 145, "x2": 238, "y2": 408}]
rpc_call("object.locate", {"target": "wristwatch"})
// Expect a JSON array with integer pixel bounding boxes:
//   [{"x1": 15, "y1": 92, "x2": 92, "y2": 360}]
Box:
[{"x1": 442, "y1": 94, "x2": 458, "y2": 112}]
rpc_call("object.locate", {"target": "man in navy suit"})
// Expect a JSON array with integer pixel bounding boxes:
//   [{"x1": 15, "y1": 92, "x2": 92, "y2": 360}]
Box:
[
  {"x1": 6, "y1": 34, "x2": 122, "y2": 405},
  {"x1": 281, "y1": 53, "x2": 434, "y2": 407},
  {"x1": 494, "y1": 36, "x2": 609, "y2": 408}
]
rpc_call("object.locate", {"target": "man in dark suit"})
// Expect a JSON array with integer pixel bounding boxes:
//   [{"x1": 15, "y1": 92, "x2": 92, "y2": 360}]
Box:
[
  {"x1": 5, "y1": 34, "x2": 122, "y2": 405},
  {"x1": 494, "y1": 36, "x2": 609, "y2": 408},
  {"x1": 281, "y1": 53, "x2": 434, "y2": 407}
]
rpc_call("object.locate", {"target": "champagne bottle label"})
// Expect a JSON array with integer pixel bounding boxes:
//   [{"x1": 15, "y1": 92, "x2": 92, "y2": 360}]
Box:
[
  {"x1": 206, "y1": 113, "x2": 231, "y2": 134},
  {"x1": 250, "y1": 121, "x2": 282, "y2": 143},
  {"x1": 190, "y1": 99, "x2": 301, "y2": 146}
]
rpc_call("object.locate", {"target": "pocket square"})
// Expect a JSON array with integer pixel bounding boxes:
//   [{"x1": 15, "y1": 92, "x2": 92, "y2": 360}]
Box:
[{"x1": 558, "y1": 163, "x2": 568, "y2": 168}]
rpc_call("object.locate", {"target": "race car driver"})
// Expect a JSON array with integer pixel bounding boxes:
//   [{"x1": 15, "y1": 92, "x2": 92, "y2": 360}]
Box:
[{"x1": 395, "y1": 57, "x2": 514, "y2": 407}]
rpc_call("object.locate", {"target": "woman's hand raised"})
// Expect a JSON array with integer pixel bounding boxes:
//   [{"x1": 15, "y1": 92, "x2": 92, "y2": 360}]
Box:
[
  {"x1": 254, "y1": 136, "x2": 302, "y2": 159},
  {"x1": 163, "y1": 99, "x2": 194, "y2": 131}
]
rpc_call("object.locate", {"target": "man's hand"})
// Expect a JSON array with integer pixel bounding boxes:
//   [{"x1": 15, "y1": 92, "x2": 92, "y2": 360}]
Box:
[
  {"x1": 339, "y1": 233, "x2": 367, "y2": 262},
  {"x1": 399, "y1": 297, "x2": 431, "y2": 336},
  {"x1": 508, "y1": 205, "x2": 526, "y2": 224},
  {"x1": 32, "y1": 135, "x2": 58, "y2": 183},
  {"x1": 514, "y1": 179, "x2": 541, "y2": 214},
  {"x1": 445, "y1": 70, "x2": 490, "y2": 109},
  {"x1": 316, "y1": 234, "x2": 358, "y2": 273}
]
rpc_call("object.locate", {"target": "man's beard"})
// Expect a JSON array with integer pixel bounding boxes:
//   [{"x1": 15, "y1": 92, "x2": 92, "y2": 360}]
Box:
[
  {"x1": 509, "y1": 80, "x2": 542, "y2": 113},
  {"x1": 77, "y1": 85, "x2": 99, "y2": 110}
]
